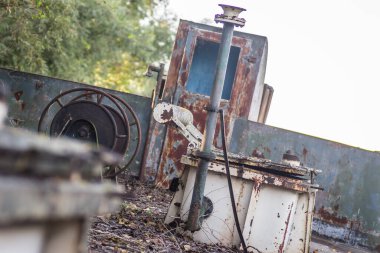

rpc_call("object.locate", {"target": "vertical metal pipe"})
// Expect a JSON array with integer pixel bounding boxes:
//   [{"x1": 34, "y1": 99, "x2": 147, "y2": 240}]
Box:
[
  {"x1": 202, "y1": 23, "x2": 234, "y2": 150},
  {"x1": 186, "y1": 4, "x2": 246, "y2": 231}
]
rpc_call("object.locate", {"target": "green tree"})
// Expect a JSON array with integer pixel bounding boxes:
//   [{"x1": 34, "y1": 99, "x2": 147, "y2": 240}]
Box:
[{"x1": 0, "y1": 0, "x2": 174, "y2": 96}]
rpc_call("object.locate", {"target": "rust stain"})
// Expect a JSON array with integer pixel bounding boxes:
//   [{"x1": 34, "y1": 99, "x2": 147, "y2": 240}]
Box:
[
  {"x1": 318, "y1": 206, "x2": 348, "y2": 225},
  {"x1": 154, "y1": 21, "x2": 264, "y2": 187},
  {"x1": 156, "y1": 129, "x2": 188, "y2": 187},
  {"x1": 35, "y1": 80, "x2": 43, "y2": 89},
  {"x1": 252, "y1": 171, "x2": 308, "y2": 192},
  {"x1": 144, "y1": 22, "x2": 191, "y2": 183},
  {"x1": 14, "y1": 91, "x2": 23, "y2": 101},
  {"x1": 153, "y1": 22, "x2": 193, "y2": 187},
  {"x1": 179, "y1": 55, "x2": 189, "y2": 86},
  {"x1": 161, "y1": 108, "x2": 173, "y2": 121},
  {"x1": 178, "y1": 91, "x2": 231, "y2": 149},
  {"x1": 197, "y1": 30, "x2": 247, "y2": 47},
  {"x1": 302, "y1": 147, "x2": 308, "y2": 161},
  {"x1": 184, "y1": 28, "x2": 255, "y2": 120},
  {"x1": 252, "y1": 149, "x2": 265, "y2": 158},
  {"x1": 252, "y1": 181, "x2": 261, "y2": 192},
  {"x1": 279, "y1": 202, "x2": 294, "y2": 253},
  {"x1": 228, "y1": 41, "x2": 254, "y2": 118},
  {"x1": 162, "y1": 21, "x2": 190, "y2": 100},
  {"x1": 236, "y1": 180, "x2": 246, "y2": 205}
]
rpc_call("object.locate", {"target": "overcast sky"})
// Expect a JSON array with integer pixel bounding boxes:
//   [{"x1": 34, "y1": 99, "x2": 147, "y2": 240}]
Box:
[{"x1": 168, "y1": 0, "x2": 380, "y2": 151}]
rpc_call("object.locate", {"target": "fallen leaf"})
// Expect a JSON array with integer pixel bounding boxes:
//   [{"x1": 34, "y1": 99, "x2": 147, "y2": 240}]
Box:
[
  {"x1": 184, "y1": 244, "x2": 191, "y2": 251},
  {"x1": 123, "y1": 234, "x2": 132, "y2": 239}
]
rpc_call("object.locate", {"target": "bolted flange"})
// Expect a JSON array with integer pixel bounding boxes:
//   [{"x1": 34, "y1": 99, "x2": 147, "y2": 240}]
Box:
[{"x1": 214, "y1": 4, "x2": 246, "y2": 27}]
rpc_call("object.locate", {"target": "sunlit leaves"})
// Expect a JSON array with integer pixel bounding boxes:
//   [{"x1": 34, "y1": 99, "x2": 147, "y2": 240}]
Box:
[{"x1": 0, "y1": 0, "x2": 174, "y2": 95}]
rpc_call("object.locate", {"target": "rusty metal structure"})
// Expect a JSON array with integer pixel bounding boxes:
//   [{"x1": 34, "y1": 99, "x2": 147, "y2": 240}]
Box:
[
  {"x1": 186, "y1": 4, "x2": 247, "y2": 232},
  {"x1": 0, "y1": 4, "x2": 380, "y2": 252},
  {"x1": 37, "y1": 87, "x2": 142, "y2": 178},
  {"x1": 228, "y1": 120, "x2": 380, "y2": 251},
  {"x1": 0, "y1": 71, "x2": 151, "y2": 179},
  {"x1": 155, "y1": 100, "x2": 321, "y2": 252},
  {"x1": 165, "y1": 153, "x2": 319, "y2": 252},
  {"x1": 143, "y1": 18, "x2": 269, "y2": 188}
]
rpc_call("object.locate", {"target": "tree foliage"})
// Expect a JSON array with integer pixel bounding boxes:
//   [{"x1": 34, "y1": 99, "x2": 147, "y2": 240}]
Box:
[{"x1": 0, "y1": 0, "x2": 175, "y2": 96}]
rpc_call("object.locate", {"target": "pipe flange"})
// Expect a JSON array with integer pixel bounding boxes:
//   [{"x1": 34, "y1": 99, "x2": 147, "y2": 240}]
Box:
[
  {"x1": 214, "y1": 4, "x2": 246, "y2": 27},
  {"x1": 204, "y1": 105, "x2": 219, "y2": 113},
  {"x1": 194, "y1": 150, "x2": 217, "y2": 162}
]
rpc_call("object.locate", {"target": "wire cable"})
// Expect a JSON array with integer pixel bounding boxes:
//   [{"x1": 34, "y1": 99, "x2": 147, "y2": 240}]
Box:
[{"x1": 219, "y1": 109, "x2": 248, "y2": 253}]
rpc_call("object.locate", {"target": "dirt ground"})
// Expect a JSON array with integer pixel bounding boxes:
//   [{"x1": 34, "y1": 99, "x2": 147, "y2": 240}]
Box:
[
  {"x1": 88, "y1": 177, "x2": 372, "y2": 253},
  {"x1": 88, "y1": 177, "x2": 240, "y2": 253}
]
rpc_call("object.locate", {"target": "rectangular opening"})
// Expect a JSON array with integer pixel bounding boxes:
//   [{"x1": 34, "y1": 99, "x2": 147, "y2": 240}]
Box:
[{"x1": 186, "y1": 38, "x2": 240, "y2": 100}]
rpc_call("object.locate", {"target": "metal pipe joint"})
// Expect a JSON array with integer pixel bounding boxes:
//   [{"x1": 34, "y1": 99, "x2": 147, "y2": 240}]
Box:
[{"x1": 214, "y1": 4, "x2": 246, "y2": 27}]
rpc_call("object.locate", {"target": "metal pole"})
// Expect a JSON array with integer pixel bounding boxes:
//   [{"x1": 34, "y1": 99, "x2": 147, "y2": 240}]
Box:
[{"x1": 186, "y1": 4, "x2": 246, "y2": 231}]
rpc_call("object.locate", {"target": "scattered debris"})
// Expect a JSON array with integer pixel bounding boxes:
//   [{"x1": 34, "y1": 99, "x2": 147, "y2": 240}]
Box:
[{"x1": 88, "y1": 177, "x2": 239, "y2": 253}]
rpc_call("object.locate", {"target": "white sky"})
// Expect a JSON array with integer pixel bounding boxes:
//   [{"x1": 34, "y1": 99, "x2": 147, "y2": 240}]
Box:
[{"x1": 168, "y1": 0, "x2": 380, "y2": 151}]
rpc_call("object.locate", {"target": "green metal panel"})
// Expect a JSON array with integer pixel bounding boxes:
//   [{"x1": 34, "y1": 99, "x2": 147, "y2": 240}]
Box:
[
  {"x1": 229, "y1": 118, "x2": 380, "y2": 250},
  {"x1": 0, "y1": 68, "x2": 152, "y2": 176}
]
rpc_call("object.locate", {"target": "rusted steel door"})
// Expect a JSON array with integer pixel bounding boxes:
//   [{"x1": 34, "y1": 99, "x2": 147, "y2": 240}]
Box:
[{"x1": 143, "y1": 20, "x2": 268, "y2": 187}]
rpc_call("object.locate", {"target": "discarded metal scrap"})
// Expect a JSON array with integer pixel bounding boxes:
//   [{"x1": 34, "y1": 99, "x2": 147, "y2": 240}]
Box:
[
  {"x1": 37, "y1": 87, "x2": 142, "y2": 178},
  {"x1": 154, "y1": 100, "x2": 320, "y2": 252},
  {"x1": 0, "y1": 2, "x2": 379, "y2": 251}
]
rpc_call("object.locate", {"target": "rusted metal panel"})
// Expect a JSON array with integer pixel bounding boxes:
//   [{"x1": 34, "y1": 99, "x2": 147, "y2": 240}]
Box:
[
  {"x1": 165, "y1": 155, "x2": 317, "y2": 252},
  {"x1": 141, "y1": 20, "x2": 191, "y2": 182},
  {"x1": 181, "y1": 155, "x2": 314, "y2": 192},
  {"x1": 229, "y1": 117, "x2": 380, "y2": 251},
  {"x1": 0, "y1": 68, "x2": 152, "y2": 177},
  {"x1": 149, "y1": 20, "x2": 268, "y2": 187},
  {"x1": 177, "y1": 165, "x2": 253, "y2": 247}
]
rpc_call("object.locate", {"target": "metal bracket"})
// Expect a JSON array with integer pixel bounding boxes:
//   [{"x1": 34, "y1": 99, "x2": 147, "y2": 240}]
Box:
[
  {"x1": 204, "y1": 105, "x2": 219, "y2": 113},
  {"x1": 194, "y1": 150, "x2": 216, "y2": 162},
  {"x1": 153, "y1": 102, "x2": 203, "y2": 149}
]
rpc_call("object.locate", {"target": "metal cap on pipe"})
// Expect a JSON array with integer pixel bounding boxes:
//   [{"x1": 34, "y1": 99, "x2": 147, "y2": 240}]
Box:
[{"x1": 214, "y1": 4, "x2": 246, "y2": 27}]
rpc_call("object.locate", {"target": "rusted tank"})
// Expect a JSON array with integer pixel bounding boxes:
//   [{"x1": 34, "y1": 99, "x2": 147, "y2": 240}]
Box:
[
  {"x1": 154, "y1": 100, "x2": 320, "y2": 252},
  {"x1": 165, "y1": 152, "x2": 319, "y2": 252},
  {"x1": 229, "y1": 119, "x2": 380, "y2": 251}
]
